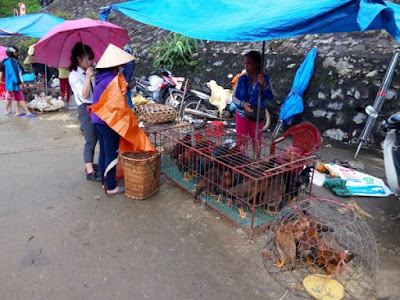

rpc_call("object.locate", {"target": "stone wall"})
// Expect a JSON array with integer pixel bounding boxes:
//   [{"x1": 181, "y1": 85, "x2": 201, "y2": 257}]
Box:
[{"x1": 3, "y1": 0, "x2": 400, "y2": 148}]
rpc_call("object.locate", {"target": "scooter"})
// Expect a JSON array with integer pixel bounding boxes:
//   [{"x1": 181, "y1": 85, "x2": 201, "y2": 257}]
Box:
[
  {"x1": 133, "y1": 67, "x2": 185, "y2": 109},
  {"x1": 181, "y1": 82, "x2": 271, "y2": 131},
  {"x1": 366, "y1": 105, "x2": 400, "y2": 219}
]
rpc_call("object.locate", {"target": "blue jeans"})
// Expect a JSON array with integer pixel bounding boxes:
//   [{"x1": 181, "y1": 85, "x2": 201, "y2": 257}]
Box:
[{"x1": 95, "y1": 124, "x2": 120, "y2": 190}]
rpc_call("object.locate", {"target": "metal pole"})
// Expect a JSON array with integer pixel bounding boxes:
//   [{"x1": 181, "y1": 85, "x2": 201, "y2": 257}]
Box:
[
  {"x1": 271, "y1": 120, "x2": 283, "y2": 139},
  {"x1": 354, "y1": 49, "x2": 400, "y2": 159},
  {"x1": 177, "y1": 79, "x2": 189, "y2": 122},
  {"x1": 45, "y1": 64, "x2": 48, "y2": 94},
  {"x1": 254, "y1": 41, "x2": 265, "y2": 155}
]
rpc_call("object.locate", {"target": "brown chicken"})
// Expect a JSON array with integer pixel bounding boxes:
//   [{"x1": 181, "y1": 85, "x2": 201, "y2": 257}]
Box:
[
  {"x1": 194, "y1": 132, "x2": 215, "y2": 153},
  {"x1": 316, "y1": 232, "x2": 354, "y2": 278},
  {"x1": 223, "y1": 180, "x2": 259, "y2": 219},
  {"x1": 171, "y1": 134, "x2": 192, "y2": 160},
  {"x1": 258, "y1": 176, "x2": 287, "y2": 214},
  {"x1": 215, "y1": 170, "x2": 234, "y2": 204},
  {"x1": 274, "y1": 215, "x2": 310, "y2": 269},
  {"x1": 297, "y1": 221, "x2": 320, "y2": 264},
  {"x1": 178, "y1": 148, "x2": 197, "y2": 181},
  {"x1": 194, "y1": 166, "x2": 221, "y2": 199}
]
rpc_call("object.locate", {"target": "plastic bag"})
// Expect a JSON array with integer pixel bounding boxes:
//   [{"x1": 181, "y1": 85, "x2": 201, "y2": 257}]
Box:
[
  {"x1": 206, "y1": 80, "x2": 232, "y2": 117},
  {"x1": 148, "y1": 75, "x2": 163, "y2": 92}
]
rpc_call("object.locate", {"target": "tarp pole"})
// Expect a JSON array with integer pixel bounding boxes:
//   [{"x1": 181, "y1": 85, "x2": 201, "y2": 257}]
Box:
[
  {"x1": 254, "y1": 41, "x2": 265, "y2": 155},
  {"x1": 354, "y1": 49, "x2": 400, "y2": 159},
  {"x1": 45, "y1": 64, "x2": 48, "y2": 94}
]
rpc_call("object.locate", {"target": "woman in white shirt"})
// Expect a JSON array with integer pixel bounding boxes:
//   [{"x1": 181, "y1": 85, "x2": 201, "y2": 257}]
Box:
[{"x1": 69, "y1": 42, "x2": 100, "y2": 182}]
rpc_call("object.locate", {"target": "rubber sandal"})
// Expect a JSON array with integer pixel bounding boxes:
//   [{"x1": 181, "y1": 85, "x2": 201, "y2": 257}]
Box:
[
  {"x1": 107, "y1": 186, "x2": 125, "y2": 197},
  {"x1": 26, "y1": 113, "x2": 36, "y2": 118},
  {"x1": 15, "y1": 113, "x2": 26, "y2": 117}
]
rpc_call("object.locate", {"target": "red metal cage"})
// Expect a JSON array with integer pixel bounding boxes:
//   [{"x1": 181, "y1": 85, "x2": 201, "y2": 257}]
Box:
[{"x1": 152, "y1": 122, "x2": 316, "y2": 239}]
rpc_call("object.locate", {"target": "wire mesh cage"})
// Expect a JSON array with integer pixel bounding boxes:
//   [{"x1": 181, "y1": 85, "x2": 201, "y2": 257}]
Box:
[
  {"x1": 262, "y1": 198, "x2": 378, "y2": 299},
  {"x1": 152, "y1": 122, "x2": 316, "y2": 239}
]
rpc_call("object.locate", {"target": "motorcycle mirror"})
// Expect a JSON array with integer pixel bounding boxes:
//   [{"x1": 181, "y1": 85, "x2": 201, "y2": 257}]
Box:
[
  {"x1": 227, "y1": 74, "x2": 233, "y2": 79},
  {"x1": 365, "y1": 105, "x2": 378, "y2": 118}
]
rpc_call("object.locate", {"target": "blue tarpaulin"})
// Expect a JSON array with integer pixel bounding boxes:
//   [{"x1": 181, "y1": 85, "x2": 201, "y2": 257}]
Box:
[
  {"x1": 0, "y1": 13, "x2": 64, "y2": 38},
  {"x1": 100, "y1": 0, "x2": 400, "y2": 42}
]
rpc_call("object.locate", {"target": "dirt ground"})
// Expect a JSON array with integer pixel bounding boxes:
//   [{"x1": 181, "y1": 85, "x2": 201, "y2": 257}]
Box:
[{"x1": 0, "y1": 101, "x2": 399, "y2": 300}]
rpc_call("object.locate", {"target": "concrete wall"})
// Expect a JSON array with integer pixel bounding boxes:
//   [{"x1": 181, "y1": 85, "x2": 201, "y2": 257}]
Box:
[{"x1": 3, "y1": 0, "x2": 400, "y2": 148}]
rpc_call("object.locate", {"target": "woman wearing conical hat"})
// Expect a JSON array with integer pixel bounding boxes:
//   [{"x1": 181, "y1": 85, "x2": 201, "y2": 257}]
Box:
[{"x1": 91, "y1": 44, "x2": 135, "y2": 196}]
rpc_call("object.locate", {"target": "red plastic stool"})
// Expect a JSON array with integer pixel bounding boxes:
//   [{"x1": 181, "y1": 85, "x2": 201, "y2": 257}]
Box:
[
  {"x1": 206, "y1": 121, "x2": 225, "y2": 138},
  {"x1": 270, "y1": 123, "x2": 322, "y2": 156}
]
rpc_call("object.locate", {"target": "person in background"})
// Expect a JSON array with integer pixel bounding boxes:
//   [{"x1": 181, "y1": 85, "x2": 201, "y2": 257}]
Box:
[
  {"x1": 32, "y1": 61, "x2": 53, "y2": 86},
  {"x1": 121, "y1": 44, "x2": 135, "y2": 108},
  {"x1": 12, "y1": 7, "x2": 19, "y2": 16},
  {"x1": 69, "y1": 42, "x2": 100, "y2": 182},
  {"x1": 18, "y1": 2, "x2": 26, "y2": 15},
  {"x1": 0, "y1": 46, "x2": 35, "y2": 117},
  {"x1": 233, "y1": 50, "x2": 274, "y2": 144},
  {"x1": 92, "y1": 44, "x2": 135, "y2": 196},
  {"x1": 58, "y1": 67, "x2": 71, "y2": 105},
  {"x1": 0, "y1": 58, "x2": 13, "y2": 114}
]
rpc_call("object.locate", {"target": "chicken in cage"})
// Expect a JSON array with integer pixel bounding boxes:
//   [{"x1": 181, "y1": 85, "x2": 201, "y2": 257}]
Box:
[{"x1": 262, "y1": 198, "x2": 378, "y2": 300}]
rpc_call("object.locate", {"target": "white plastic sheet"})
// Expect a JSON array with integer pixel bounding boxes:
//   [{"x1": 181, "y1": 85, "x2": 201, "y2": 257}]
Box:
[{"x1": 325, "y1": 163, "x2": 393, "y2": 197}]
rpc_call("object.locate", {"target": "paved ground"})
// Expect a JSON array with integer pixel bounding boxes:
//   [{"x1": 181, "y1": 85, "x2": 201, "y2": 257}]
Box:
[{"x1": 0, "y1": 101, "x2": 399, "y2": 300}]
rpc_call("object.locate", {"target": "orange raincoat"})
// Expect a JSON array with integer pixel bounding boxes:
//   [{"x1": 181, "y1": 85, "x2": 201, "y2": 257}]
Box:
[{"x1": 91, "y1": 74, "x2": 155, "y2": 153}]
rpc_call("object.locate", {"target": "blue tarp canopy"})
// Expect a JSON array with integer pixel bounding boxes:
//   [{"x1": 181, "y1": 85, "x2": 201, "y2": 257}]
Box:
[
  {"x1": 100, "y1": 0, "x2": 400, "y2": 42},
  {"x1": 0, "y1": 13, "x2": 64, "y2": 38}
]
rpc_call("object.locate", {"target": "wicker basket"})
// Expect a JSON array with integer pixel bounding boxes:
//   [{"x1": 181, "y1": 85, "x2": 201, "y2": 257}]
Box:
[
  {"x1": 120, "y1": 151, "x2": 161, "y2": 200},
  {"x1": 133, "y1": 103, "x2": 177, "y2": 124}
]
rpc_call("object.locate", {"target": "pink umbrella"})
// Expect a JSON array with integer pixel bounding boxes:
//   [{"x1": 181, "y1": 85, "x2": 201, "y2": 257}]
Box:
[
  {"x1": 34, "y1": 18, "x2": 130, "y2": 67},
  {"x1": 0, "y1": 45, "x2": 7, "y2": 61}
]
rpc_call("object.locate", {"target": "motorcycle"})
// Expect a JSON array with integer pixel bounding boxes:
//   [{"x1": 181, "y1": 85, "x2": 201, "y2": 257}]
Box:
[
  {"x1": 366, "y1": 105, "x2": 400, "y2": 219},
  {"x1": 180, "y1": 80, "x2": 271, "y2": 131},
  {"x1": 133, "y1": 66, "x2": 185, "y2": 109}
]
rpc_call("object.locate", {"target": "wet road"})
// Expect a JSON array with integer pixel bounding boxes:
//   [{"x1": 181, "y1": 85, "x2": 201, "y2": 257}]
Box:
[{"x1": 0, "y1": 102, "x2": 399, "y2": 299}]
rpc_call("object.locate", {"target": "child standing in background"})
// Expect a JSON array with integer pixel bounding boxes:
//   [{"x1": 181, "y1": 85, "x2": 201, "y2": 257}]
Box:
[{"x1": 18, "y1": 2, "x2": 26, "y2": 16}]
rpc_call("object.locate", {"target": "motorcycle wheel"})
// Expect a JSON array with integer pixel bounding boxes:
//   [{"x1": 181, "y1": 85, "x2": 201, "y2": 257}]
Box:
[
  {"x1": 181, "y1": 98, "x2": 208, "y2": 120},
  {"x1": 262, "y1": 108, "x2": 271, "y2": 131},
  {"x1": 164, "y1": 92, "x2": 183, "y2": 111}
]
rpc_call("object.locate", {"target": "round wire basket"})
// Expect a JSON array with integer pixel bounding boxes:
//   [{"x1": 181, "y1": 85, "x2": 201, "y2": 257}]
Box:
[
  {"x1": 262, "y1": 198, "x2": 378, "y2": 299},
  {"x1": 133, "y1": 103, "x2": 177, "y2": 124}
]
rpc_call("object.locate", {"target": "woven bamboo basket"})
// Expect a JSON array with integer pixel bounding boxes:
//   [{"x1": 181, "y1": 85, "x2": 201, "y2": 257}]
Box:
[
  {"x1": 133, "y1": 103, "x2": 176, "y2": 124},
  {"x1": 120, "y1": 151, "x2": 161, "y2": 200}
]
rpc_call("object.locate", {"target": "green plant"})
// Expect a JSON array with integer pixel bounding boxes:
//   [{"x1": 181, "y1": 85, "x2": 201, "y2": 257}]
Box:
[
  {"x1": 83, "y1": 12, "x2": 98, "y2": 20},
  {"x1": 150, "y1": 33, "x2": 198, "y2": 69},
  {"x1": 18, "y1": 37, "x2": 39, "y2": 51},
  {"x1": 53, "y1": 11, "x2": 72, "y2": 20}
]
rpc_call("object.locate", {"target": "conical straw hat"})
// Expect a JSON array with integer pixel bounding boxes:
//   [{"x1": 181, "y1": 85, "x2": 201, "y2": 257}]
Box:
[
  {"x1": 96, "y1": 43, "x2": 135, "y2": 69},
  {"x1": 24, "y1": 55, "x2": 35, "y2": 64}
]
